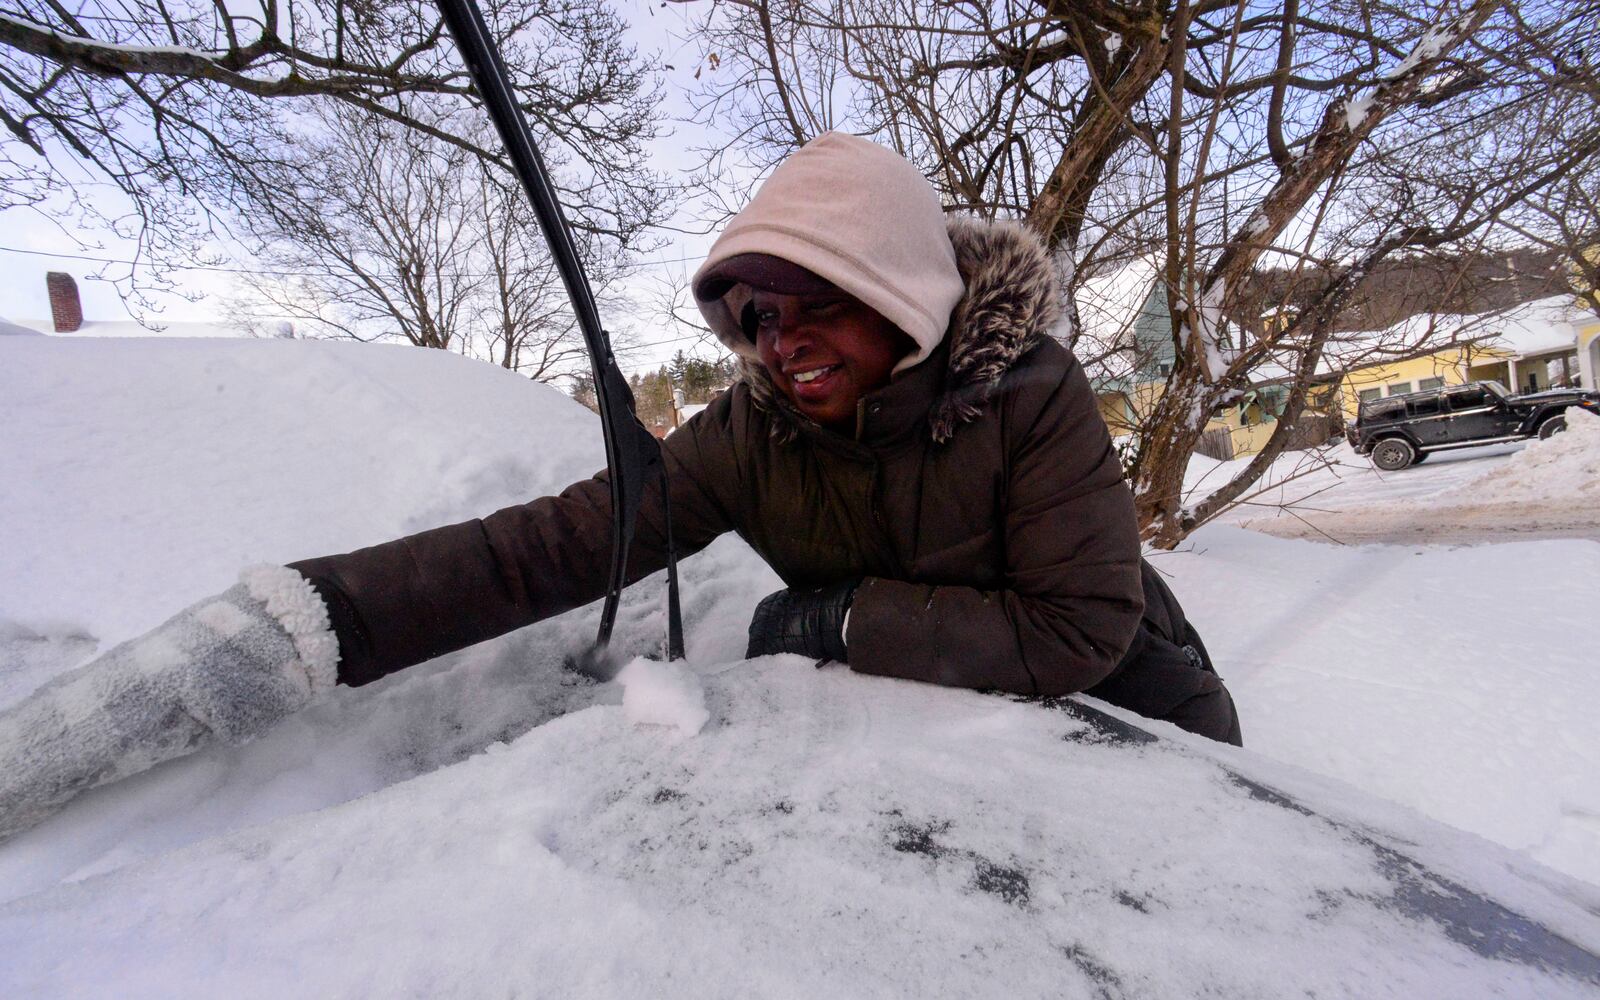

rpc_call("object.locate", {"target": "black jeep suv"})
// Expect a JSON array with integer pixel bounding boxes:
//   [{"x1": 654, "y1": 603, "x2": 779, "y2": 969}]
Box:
[{"x1": 1347, "y1": 380, "x2": 1600, "y2": 471}]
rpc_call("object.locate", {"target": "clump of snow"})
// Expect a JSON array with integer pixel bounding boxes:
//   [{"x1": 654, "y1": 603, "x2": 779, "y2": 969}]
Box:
[
  {"x1": 1388, "y1": 18, "x2": 1466, "y2": 79},
  {"x1": 1445, "y1": 407, "x2": 1600, "y2": 504},
  {"x1": 616, "y1": 656, "x2": 710, "y2": 737},
  {"x1": 1343, "y1": 93, "x2": 1375, "y2": 131},
  {"x1": 1190, "y1": 280, "x2": 1231, "y2": 382}
]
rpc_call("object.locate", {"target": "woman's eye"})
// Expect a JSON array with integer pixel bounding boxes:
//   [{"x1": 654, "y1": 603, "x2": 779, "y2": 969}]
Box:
[
  {"x1": 754, "y1": 310, "x2": 779, "y2": 328},
  {"x1": 806, "y1": 300, "x2": 846, "y2": 316}
]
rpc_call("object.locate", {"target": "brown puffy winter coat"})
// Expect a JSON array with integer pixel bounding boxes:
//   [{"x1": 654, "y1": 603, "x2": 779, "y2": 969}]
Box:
[{"x1": 291, "y1": 220, "x2": 1239, "y2": 741}]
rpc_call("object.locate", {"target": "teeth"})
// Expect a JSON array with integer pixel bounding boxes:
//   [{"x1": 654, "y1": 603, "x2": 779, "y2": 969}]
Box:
[{"x1": 793, "y1": 367, "x2": 833, "y2": 384}]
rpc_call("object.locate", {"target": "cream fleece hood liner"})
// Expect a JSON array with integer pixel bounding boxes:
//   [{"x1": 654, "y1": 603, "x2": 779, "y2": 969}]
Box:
[{"x1": 693, "y1": 132, "x2": 967, "y2": 374}]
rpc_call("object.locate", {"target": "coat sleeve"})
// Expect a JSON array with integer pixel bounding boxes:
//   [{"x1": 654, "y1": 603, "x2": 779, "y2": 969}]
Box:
[
  {"x1": 844, "y1": 353, "x2": 1144, "y2": 696},
  {"x1": 288, "y1": 397, "x2": 742, "y2": 687}
]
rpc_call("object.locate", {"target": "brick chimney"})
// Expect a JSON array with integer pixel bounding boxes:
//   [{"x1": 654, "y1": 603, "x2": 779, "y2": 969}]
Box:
[{"x1": 46, "y1": 272, "x2": 83, "y2": 333}]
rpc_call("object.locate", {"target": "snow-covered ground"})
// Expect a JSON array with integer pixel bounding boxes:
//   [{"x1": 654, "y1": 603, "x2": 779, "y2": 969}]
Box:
[
  {"x1": 1188, "y1": 429, "x2": 1600, "y2": 544},
  {"x1": 3, "y1": 337, "x2": 1599, "y2": 996},
  {"x1": 1173, "y1": 416, "x2": 1600, "y2": 884}
]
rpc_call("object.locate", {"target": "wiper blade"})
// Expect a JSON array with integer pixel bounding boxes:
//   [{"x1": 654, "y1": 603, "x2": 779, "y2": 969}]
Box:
[{"x1": 434, "y1": 0, "x2": 684, "y2": 673}]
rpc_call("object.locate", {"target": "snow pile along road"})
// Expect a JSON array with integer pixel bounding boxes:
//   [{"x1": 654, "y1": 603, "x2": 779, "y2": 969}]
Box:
[
  {"x1": 4, "y1": 335, "x2": 1600, "y2": 996},
  {"x1": 1439, "y1": 406, "x2": 1600, "y2": 504}
]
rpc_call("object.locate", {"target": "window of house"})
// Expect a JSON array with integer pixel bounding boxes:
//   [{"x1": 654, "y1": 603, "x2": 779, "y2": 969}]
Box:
[
  {"x1": 1418, "y1": 377, "x2": 1444, "y2": 391},
  {"x1": 1386, "y1": 382, "x2": 1413, "y2": 396},
  {"x1": 1357, "y1": 388, "x2": 1381, "y2": 403},
  {"x1": 1525, "y1": 370, "x2": 1540, "y2": 392}
]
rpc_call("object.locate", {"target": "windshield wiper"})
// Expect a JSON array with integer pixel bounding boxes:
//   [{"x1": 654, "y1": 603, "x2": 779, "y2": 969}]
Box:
[{"x1": 435, "y1": 0, "x2": 685, "y2": 675}]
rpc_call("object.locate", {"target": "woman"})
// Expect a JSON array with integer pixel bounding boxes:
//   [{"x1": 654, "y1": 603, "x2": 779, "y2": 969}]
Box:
[{"x1": 0, "y1": 133, "x2": 1240, "y2": 840}]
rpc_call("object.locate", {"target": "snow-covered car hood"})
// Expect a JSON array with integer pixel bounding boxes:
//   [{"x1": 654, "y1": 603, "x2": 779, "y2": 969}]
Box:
[
  {"x1": 1504, "y1": 387, "x2": 1599, "y2": 406},
  {"x1": 3, "y1": 657, "x2": 1599, "y2": 998}
]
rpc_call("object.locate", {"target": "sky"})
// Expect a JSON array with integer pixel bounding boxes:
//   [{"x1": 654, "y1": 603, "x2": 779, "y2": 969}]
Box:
[{"x1": 0, "y1": 0, "x2": 743, "y2": 377}]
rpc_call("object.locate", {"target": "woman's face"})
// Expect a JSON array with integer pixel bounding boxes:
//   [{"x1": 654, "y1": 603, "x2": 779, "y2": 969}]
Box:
[{"x1": 750, "y1": 288, "x2": 911, "y2": 431}]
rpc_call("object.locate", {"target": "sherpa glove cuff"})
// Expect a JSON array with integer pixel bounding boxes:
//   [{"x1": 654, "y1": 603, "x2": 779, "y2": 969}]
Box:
[{"x1": 0, "y1": 566, "x2": 338, "y2": 841}]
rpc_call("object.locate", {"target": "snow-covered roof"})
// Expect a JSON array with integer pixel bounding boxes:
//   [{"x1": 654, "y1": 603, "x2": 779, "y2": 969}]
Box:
[
  {"x1": 1073, "y1": 254, "x2": 1161, "y2": 346},
  {"x1": 1324, "y1": 295, "x2": 1588, "y2": 367},
  {"x1": 1471, "y1": 295, "x2": 1590, "y2": 357},
  {"x1": 9, "y1": 317, "x2": 248, "y2": 338},
  {"x1": 0, "y1": 316, "x2": 43, "y2": 336}
]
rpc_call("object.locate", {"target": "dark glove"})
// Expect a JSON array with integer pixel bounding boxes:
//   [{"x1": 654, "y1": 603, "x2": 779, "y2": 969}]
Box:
[{"x1": 745, "y1": 580, "x2": 859, "y2": 663}]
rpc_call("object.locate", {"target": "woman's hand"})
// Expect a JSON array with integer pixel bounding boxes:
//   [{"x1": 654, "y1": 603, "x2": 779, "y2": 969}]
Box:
[
  {"x1": 745, "y1": 580, "x2": 859, "y2": 664},
  {"x1": 0, "y1": 567, "x2": 336, "y2": 841}
]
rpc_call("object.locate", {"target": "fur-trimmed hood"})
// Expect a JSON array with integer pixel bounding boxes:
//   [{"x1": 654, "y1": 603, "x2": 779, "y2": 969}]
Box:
[{"x1": 738, "y1": 218, "x2": 1062, "y2": 443}]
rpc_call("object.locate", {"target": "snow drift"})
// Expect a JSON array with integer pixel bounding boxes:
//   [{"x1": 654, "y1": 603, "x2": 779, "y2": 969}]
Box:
[{"x1": 1441, "y1": 405, "x2": 1600, "y2": 504}]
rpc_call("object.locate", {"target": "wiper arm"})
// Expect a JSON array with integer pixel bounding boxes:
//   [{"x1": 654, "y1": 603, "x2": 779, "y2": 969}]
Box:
[{"x1": 434, "y1": 0, "x2": 684, "y2": 674}]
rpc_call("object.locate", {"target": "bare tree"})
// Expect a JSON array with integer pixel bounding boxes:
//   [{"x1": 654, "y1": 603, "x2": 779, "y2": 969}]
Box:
[
  {"x1": 0, "y1": 0, "x2": 669, "y2": 307},
  {"x1": 237, "y1": 105, "x2": 620, "y2": 382},
  {"x1": 676, "y1": 0, "x2": 1600, "y2": 546}
]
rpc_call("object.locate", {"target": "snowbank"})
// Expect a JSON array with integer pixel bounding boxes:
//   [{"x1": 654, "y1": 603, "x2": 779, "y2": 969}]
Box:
[
  {"x1": 1159, "y1": 525, "x2": 1600, "y2": 888},
  {"x1": 1441, "y1": 407, "x2": 1600, "y2": 504},
  {"x1": 0, "y1": 337, "x2": 606, "y2": 701}
]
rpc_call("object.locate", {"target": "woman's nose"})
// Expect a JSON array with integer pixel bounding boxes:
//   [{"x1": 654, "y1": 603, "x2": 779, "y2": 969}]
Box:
[{"x1": 772, "y1": 313, "x2": 813, "y2": 359}]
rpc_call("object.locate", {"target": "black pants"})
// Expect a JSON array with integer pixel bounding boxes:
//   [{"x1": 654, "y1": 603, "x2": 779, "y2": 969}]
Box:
[
  {"x1": 1159, "y1": 626, "x2": 1243, "y2": 747},
  {"x1": 1085, "y1": 561, "x2": 1244, "y2": 747}
]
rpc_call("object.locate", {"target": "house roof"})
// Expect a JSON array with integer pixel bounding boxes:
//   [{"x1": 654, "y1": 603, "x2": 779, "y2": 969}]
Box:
[
  {"x1": 1468, "y1": 296, "x2": 1588, "y2": 357},
  {"x1": 1319, "y1": 295, "x2": 1586, "y2": 369},
  {"x1": 0, "y1": 316, "x2": 44, "y2": 336},
  {"x1": 1073, "y1": 255, "x2": 1162, "y2": 347}
]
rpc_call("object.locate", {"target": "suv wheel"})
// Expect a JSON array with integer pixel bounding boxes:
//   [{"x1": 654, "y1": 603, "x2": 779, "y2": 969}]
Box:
[
  {"x1": 1537, "y1": 415, "x2": 1567, "y2": 440},
  {"x1": 1371, "y1": 437, "x2": 1416, "y2": 471}
]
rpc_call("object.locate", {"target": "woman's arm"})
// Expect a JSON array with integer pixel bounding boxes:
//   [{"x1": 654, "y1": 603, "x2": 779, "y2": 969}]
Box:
[
  {"x1": 845, "y1": 355, "x2": 1145, "y2": 696},
  {"x1": 290, "y1": 398, "x2": 742, "y2": 686}
]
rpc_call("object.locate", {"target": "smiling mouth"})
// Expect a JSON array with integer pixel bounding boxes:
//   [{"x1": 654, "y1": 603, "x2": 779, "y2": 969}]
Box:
[{"x1": 791, "y1": 365, "x2": 839, "y2": 384}]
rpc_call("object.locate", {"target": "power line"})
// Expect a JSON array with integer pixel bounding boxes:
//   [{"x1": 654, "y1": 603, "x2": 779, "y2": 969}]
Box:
[{"x1": 0, "y1": 243, "x2": 708, "y2": 276}]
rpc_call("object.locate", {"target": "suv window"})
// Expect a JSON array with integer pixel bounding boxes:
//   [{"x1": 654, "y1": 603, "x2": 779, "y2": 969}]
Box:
[
  {"x1": 1362, "y1": 397, "x2": 1408, "y2": 421},
  {"x1": 1410, "y1": 393, "x2": 1444, "y2": 417},
  {"x1": 1445, "y1": 386, "x2": 1490, "y2": 410}
]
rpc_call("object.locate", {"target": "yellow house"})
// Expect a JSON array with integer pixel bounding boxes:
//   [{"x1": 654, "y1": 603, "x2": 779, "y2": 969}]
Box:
[
  {"x1": 1581, "y1": 318, "x2": 1600, "y2": 389},
  {"x1": 1096, "y1": 371, "x2": 1340, "y2": 461},
  {"x1": 1575, "y1": 246, "x2": 1600, "y2": 386},
  {"x1": 1334, "y1": 296, "x2": 1594, "y2": 421},
  {"x1": 1078, "y1": 261, "x2": 1598, "y2": 460}
]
